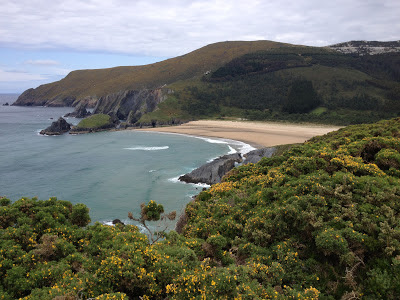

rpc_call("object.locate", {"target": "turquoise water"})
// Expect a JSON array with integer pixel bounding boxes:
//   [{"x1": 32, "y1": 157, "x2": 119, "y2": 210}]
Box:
[{"x1": 0, "y1": 94, "x2": 253, "y2": 224}]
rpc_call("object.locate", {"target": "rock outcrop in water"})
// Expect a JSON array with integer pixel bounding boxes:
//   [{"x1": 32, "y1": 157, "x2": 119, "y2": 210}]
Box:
[
  {"x1": 64, "y1": 103, "x2": 91, "y2": 118},
  {"x1": 40, "y1": 117, "x2": 71, "y2": 135},
  {"x1": 179, "y1": 153, "x2": 242, "y2": 185}
]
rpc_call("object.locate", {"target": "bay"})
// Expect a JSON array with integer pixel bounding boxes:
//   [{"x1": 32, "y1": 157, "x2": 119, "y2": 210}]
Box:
[{"x1": 0, "y1": 94, "x2": 252, "y2": 225}]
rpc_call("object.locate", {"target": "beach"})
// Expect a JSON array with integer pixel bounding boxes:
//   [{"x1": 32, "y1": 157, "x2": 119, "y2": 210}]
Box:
[{"x1": 137, "y1": 120, "x2": 342, "y2": 148}]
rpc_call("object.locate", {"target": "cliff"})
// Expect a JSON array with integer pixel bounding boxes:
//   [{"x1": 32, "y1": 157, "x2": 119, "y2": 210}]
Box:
[{"x1": 93, "y1": 88, "x2": 172, "y2": 123}]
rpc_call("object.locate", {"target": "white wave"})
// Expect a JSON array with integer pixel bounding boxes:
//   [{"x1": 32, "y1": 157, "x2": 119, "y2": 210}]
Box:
[
  {"x1": 193, "y1": 182, "x2": 211, "y2": 188},
  {"x1": 138, "y1": 131, "x2": 256, "y2": 154},
  {"x1": 227, "y1": 145, "x2": 237, "y2": 154},
  {"x1": 168, "y1": 176, "x2": 181, "y2": 183},
  {"x1": 124, "y1": 146, "x2": 169, "y2": 151},
  {"x1": 168, "y1": 175, "x2": 210, "y2": 188},
  {"x1": 102, "y1": 218, "x2": 133, "y2": 226},
  {"x1": 149, "y1": 169, "x2": 157, "y2": 173},
  {"x1": 199, "y1": 137, "x2": 228, "y2": 144}
]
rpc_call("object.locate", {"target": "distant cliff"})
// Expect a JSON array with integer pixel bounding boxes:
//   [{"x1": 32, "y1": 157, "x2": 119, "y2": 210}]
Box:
[
  {"x1": 93, "y1": 88, "x2": 172, "y2": 123},
  {"x1": 328, "y1": 40, "x2": 400, "y2": 55}
]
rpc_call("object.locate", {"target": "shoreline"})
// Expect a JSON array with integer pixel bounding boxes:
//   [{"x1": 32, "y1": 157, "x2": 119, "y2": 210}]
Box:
[{"x1": 135, "y1": 120, "x2": 342, "y2": 149}]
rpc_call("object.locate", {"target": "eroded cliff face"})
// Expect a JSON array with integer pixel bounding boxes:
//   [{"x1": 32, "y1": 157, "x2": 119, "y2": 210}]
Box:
[{"x1": 93, "y1": 88, "x2": 172, "y2": 123}]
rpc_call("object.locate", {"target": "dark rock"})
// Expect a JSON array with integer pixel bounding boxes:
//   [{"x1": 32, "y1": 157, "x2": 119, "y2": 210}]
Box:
[
  {"x1": 40, "y1": 117, "x2": 71, "y2": 135},
  {"x1": 108, "y1": 112, "x2": 120, "y2": 125},
  {"x1": 64, "y1": 103, "x2": 92, "y2": 118},
  {"x1": 242, "y1": 147, "x2": 276, "y2": 164},
  {"x1": 2, "y1": 102, "x2": 9, "y2": 106},
  {"x1": 179, "y1": 153, "x2": 242, "y2": 185},
  {"x1": 112, "y1": 219, "x2": 124, "y2": 225},
  {"x1": 93, "y1": 88, "x2": 172, "y2": 120}
]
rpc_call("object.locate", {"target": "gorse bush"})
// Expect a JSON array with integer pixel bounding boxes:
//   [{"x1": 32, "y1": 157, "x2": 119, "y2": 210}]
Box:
[{"x1": 1, "y1": 118, "x2": 400, "y2": 299}]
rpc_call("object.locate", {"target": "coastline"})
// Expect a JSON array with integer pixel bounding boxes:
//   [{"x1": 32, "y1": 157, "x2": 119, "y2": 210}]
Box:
[{"x1": 136, "y1": 120, "x2": 342, "y2": 149}]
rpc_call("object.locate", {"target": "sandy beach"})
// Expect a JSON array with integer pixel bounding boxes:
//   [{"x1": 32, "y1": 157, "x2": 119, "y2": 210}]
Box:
[{"x1": 137, "y1": 120, "x2": 342, "y2": 148}]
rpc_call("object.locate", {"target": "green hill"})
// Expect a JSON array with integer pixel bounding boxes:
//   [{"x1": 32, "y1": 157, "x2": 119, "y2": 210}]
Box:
[
  {"x1": 13, "y1": 40, "x2": 293, "y2": 107},
  {"x1": 2, "y1": 118, "x2": 400, "y2": 299},
  {"x1": 150, "y1": 47, "x2": 400, "y2": 125},
  {"x1": 14, "y1": 40, "x2": 400, "y2": 125}
]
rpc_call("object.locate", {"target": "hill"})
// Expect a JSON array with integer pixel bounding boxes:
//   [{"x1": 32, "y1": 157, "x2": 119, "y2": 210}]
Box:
[
  {"x1": 1, "y1": 118, "x2": 400, "y2": 299},
  {"x1": 13, "y1": 40, "x2": 400, "y2": 126},
  {"x1": 143, "y1": 46, "x2": 400, "y2": 125},
  {"x1": 13, "y1": 40, "x2": 293, "y2": 107}
]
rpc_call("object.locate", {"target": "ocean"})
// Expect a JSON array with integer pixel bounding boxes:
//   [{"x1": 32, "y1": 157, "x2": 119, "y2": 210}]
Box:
[{"x1": 0, "y1": 94, "x2": 254, "y2": 225}]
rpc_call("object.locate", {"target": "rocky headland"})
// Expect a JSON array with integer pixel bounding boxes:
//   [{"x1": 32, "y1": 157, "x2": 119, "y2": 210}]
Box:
[
  {"x1": 179, "y1": 147, "x2": 276, "y2": 185},
  {"x1": 242, "y1": 147, "x2": 277, "y2": 164},
  {"x1": 69, "y1": 113, "x2": 119, "y2": 134}
]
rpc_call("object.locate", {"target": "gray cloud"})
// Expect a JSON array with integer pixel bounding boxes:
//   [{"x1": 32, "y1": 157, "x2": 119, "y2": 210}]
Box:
[
  {"x1": 1, "y1": 0, "x2": 399, "y2": 56},
  {"x1": 0, "y1": 69, "x2": 47, "y2": 82}
]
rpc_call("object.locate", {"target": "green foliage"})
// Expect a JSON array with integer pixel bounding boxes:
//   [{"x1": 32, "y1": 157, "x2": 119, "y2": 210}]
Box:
[
  {"x1": 283, "y1": 80, "x2": 321, "y2": 113},
  {"x1": 142, "y1": 200, "x2": 164, "y2": 221},
  {"x1": 76, "y1": 114, "x2": 113, "y2": 129},
  {"x1": 71, "y1": 203, "x2": 91, "y2": 227},
  {"x1": 2, "y1": 118, "x2": 400, "y2": 298}
]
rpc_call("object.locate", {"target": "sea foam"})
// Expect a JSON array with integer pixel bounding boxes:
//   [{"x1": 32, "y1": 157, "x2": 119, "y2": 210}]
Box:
[{"x1": 124, "y1": 146, "x2": 169, "y2": 151}]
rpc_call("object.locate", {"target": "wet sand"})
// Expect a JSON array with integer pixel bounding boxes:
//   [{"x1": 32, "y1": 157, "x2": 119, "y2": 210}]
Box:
[{"x1": 137, "y1": 120, "x2": 342, "y2": 148}]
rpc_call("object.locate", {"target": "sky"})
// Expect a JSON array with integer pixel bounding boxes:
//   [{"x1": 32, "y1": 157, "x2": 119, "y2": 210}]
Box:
[{"x1": 1, "y1": 0, "x2": 399, "y2": 93}]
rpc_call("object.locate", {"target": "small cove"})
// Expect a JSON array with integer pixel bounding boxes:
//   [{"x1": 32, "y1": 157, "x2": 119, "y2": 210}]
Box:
[{"x1": 0, "y1": 94, "x2": 249, "y2": 224}]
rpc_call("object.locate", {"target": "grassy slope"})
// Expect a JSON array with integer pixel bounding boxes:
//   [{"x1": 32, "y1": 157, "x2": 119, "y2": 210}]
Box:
[
  {"x1": 75, "y1": 114, "x2": 112, "y2": 129},
  {"x1": 23, "y1": 41, "x2": 292, "y2": 102}
]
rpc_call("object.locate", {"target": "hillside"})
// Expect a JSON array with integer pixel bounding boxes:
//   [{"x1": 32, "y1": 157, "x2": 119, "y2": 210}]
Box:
[
  {"x1": 2, "y1": 118, "x2": 400, "y2": 299},
  {"x1": 13, "y1": 40, "x2": 293, "y2": 107},
  {"x1": 13, "y1": 39, "x2": 400, "y2": 126},
  {"x1": 146, "y1": 46, "x2": 400, "y2": 125}
]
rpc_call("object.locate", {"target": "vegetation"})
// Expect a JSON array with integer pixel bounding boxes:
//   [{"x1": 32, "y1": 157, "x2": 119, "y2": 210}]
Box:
[
  {"x1": 75, "y1": 114, "x2": 114, "y2": 130},
  {"x1": 2, "y1": 118, "x2": 400, "y2": 298},
  {"x1": 163, "y1": 47, "x2": 400, "y2": 125}
]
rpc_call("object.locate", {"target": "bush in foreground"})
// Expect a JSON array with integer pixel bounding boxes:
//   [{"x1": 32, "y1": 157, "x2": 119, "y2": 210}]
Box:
[{"x1": 1, "y1": 118, "x2": 400, "y2": 299}]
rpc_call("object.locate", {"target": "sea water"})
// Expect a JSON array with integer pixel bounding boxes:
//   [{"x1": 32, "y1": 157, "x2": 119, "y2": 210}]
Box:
[{"x1": 0, "y1": 94, "x2": 254, "y2": 225}]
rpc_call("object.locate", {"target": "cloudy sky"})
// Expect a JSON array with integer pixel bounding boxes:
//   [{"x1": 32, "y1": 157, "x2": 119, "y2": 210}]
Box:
[{"x1": 1, "y1": 0, "x2": 399, "y2": 93}]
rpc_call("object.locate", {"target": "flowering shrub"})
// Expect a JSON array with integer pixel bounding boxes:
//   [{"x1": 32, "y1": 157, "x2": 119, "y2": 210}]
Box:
[{"x1": 2, "y1": 118, "x2": 400, "y2": 298}]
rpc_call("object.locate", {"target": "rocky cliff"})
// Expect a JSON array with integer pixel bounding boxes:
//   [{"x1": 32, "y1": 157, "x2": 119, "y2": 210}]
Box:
[
  {"x1": 328, "y1": 40, "x2": 400, "y2": 55},
  {"x1": 179, "y1": 153, "x2": 242, "y2": 185},
  {"x1": 93, "y1": 88, "x2": 172, "y2": 123},
  {"x1": 13, "y1": 88, "x2": 97, "y2": 107}
]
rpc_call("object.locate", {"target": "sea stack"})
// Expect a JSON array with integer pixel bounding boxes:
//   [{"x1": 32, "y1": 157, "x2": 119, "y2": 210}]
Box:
[{"x1": 40, "y1": 117, "x2": 72, "y2": 135}]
